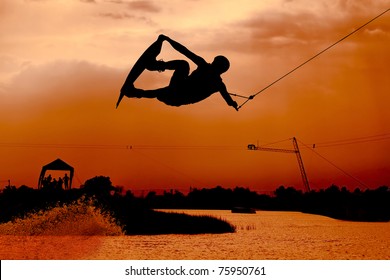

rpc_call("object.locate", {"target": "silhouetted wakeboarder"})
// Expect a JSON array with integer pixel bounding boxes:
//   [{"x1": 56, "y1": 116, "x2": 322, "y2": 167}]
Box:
[{"x1": 116, "y1": 34, "x2": 238, "y2": 110}]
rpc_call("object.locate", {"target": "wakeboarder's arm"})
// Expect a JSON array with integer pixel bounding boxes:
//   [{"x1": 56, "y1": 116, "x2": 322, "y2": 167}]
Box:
[
  {"x1": 159, "y1": 35, "x2": 206, "y2": 66},
  {"x1": 219, "y1": 82, "x2": 238, "y2": 111}
]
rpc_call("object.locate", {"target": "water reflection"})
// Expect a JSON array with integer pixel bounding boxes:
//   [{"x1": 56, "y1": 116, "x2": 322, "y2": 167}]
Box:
[{"x1": 1, "y1": 210, "x2": 389, "y2": 259}]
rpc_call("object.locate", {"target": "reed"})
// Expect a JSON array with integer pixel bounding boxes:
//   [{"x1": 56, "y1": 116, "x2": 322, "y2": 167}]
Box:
[{"x1": 119, "y1": 210, "x2": 236, "y2": 235}]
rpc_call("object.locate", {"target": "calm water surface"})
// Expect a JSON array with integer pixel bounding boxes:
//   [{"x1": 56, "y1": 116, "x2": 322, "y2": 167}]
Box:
[{"x1": 1, "y1": 210, "x2": 389, "y2": 259}]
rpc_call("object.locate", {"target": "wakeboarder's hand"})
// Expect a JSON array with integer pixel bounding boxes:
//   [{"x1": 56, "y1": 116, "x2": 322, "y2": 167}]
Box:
[
  {"x1": 232, "y1": 101, "x2": 239, "y2": 111},
  {"x1": 158, "y1": 34, "x2": 169, "y2": 42}
]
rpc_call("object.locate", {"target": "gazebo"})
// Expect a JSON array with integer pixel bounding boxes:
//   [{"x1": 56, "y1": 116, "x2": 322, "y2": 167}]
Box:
[{"x1": 38, "y1": 158, "x2": 74, "y2": 190}]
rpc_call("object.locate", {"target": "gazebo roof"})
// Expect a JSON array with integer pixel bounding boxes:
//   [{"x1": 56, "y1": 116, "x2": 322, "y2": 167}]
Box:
[{"x1": 42, "y1": 158, "x2": 74, "y2": 171}]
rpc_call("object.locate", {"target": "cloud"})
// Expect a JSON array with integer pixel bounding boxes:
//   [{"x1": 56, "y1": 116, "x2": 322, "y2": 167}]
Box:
[
  {"x1": 0, "y1": 59, "x2": 171, "y2": 115},
  {"x1": 337, "y1": 0, "x2": 389, "y2": 14},
  {"x1": 0, "y1": 55, "x2": 22, "y2": 73},
  {"x1": 215, "y1": 2, "x2": 390, "y2": 76},
  {"x1": 239, "y1": 11, "x2": 344, "y2": 51},
  {"x1": 97, "y1": 11, "x2": 155, "y2": 25},
  {"x1": 94, "y1": 1, "x2": 159, "y2": 24},
  {"x1": 99, "y1": 12, "x2": 135, "y2": 19},
  {"x1": 127, "y1": 0, "x2": 161, "y2": 13},
  {"x1": 104, "y1": 0, "x2": 125, "y2": 3},
  {"x1": 1, "y1": 60, "x2": 122, "y2": 112},
  {"x1": 80, "y1": 0, "x2": 97, "y2": 3}
]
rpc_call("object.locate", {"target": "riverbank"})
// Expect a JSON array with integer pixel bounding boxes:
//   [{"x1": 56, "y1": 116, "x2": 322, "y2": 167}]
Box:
[{"x1": 0, "y1": 186, "x2": 236, "y2": 235}]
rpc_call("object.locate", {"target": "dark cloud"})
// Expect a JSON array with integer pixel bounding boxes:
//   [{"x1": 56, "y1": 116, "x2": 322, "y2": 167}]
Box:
[
  {"x1": 97, "y1": 11, "x2": 154, "y2": 25},
  {"x1": 127, "y1": 1, "x2": 161, "y2": 13},
  {"x1": 97, "y1": 0, "x2": 160, "y2": 22},
  {"x1": 235, "y1": 5, "x2": 390, "y2": 55}
]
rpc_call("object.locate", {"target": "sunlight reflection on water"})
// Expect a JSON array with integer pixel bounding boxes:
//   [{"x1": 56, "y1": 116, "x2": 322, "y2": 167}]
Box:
[{"x1": 1, "y1": 210, "x2": 389, "y2": 259}]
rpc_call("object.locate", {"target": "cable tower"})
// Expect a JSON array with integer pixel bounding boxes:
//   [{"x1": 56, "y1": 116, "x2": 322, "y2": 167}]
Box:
[{"x1": 247, "y1": 137, "x2": 310, "y2": 192}]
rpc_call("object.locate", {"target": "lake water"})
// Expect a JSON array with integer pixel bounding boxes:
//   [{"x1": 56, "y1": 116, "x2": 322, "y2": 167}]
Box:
[{"x1": 0, "y1": 209, "x2": 389, "y2": 259}]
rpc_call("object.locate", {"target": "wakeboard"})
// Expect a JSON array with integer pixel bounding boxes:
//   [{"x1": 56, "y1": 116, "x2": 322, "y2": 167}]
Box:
[{"x1": 116, "y1": 40, "x2": 162, "y2": 108}]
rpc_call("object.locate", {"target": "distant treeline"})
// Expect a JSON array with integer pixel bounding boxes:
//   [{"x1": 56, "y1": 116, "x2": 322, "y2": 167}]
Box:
[
  {"x1": 141, "y1": 184, "x2": 390, "y2": 221},
  {"x1": 1, "y1": 176, "x2": 389, "y2": 224}
]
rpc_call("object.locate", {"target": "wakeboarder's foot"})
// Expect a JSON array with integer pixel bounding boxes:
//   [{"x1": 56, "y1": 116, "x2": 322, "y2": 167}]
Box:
[
  {"x1": 116, "y1": 85, "x2": 145, "y2": 108},
  {"x1": 122, "y1": 84, "x2": 145, "y2": 98}
]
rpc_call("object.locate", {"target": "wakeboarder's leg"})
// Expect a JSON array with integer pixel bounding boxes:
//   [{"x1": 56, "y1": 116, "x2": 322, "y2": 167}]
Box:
[{"x1": 122, "y1": 86, "x2": 169, "y2": 99}]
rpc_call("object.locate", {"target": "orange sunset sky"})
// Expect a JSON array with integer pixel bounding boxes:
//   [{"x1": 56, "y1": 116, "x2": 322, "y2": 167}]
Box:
[{"x1": 0, "y1": 0, "x2": 389, "y2": 193}]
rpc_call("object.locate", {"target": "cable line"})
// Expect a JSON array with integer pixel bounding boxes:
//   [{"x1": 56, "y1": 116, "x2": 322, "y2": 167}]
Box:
[
  {"x1": 310, "y1": 133, "x2": 390, "y2": 148},
  {"x1": 297, "y1": 139, "x2": 370, "y2": 189},
  {"x1": 235, "y1": 8, "x2": 390, "y2": 110},
  {"x1": 1, "y1": 132, "x2": 389, "y2": 151}
]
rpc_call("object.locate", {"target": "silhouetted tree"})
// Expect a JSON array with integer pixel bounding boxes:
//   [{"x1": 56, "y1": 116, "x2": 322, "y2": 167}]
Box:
[
  {"x1": 81, "y1": 176, "x2": 115, "y2": 196},
  {"x1": 274, "y1": 186, "x2": 303, "y2": 210}
]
